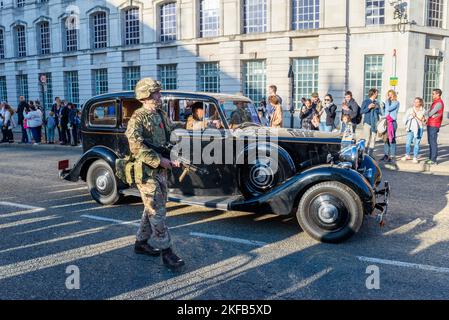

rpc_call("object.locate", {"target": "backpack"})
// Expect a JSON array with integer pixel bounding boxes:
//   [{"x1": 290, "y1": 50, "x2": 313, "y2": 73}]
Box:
[{"x1": 355, "y1": 105, "x2": 363, "y2": 125}]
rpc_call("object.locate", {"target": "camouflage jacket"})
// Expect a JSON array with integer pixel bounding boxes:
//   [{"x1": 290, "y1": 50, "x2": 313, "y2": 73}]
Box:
[{"x1": 125, "y1": 101, "x2": 175, "y2": 182}]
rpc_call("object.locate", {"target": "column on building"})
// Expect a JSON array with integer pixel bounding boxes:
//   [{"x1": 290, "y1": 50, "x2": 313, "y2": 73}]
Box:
[
  {"x1": 26, "y1": 59, "x2": 40, "y2": 102},
  {"x1": 77, "y1": 54, "x2": 92, "y2": 104},
  {"x1": 218, "y1": 41, "x2": 242, "y2": 95},
  {"x1": 107, "y1": 51, "x2": 126, "y2": 93},
  {"x1": 177, "y1": 44, "x2": 198, "y2": 91}
]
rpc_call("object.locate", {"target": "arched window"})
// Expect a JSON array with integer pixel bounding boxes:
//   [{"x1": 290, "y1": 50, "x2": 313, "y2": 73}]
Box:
[
  {"x1": 160, "y1": 2, "x2": 177, "y2": 42},
  {"x1": 91, "y1": 11, "x2": 108, "y2": 49},
  {"x1": 37, "y1": 21, "x2": 51, "y2": 55},
  {"x1": 123, "y1": 7, "x2": 140, "y2": 45}
]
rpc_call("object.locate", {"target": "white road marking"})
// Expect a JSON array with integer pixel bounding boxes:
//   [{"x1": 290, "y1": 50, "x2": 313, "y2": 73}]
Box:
[
  {"x1": 47, "y1": 187, "x2": 86, "y2": 194},
  {"x1": 38, "y1": 193, "x2": 90, "y2": 203},
  {"x1": 357, "y1": 256, "x2": 449, "y2": 274},
  {"x1": 0, "y1": 215, "x2": 59, "y2": 230},
  {"x1": 49, "y1": 200, "x2": 96, "y2": 209},
  {"x1": 0, "y1": 236, "x2": 134, "y2": 280},
  {"x1": 0, "y1": 202, "x2": 46, "y2": 218},
  {"x1": 81, "y1": 214, "x2": 140, "y2": 226},
  {"x1": 0, "y1": 201, "x2": 45, "y2": 211},
  {"x1": 190, "y1": 232, "x2": 268, "y2": 247},
  {"x1": 80, "y1": 215, "x2": 268, "y2": 247}
]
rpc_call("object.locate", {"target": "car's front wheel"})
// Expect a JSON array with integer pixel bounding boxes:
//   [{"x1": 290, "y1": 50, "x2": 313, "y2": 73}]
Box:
[
  {"x1": 296, "y1": 181, "x2": 364, "y2": 243},
  {"x1": 87, "y1": 159, "x2": 122, "y2": 205}
]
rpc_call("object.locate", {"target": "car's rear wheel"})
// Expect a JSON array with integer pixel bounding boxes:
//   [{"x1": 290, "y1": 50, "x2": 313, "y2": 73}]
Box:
[
  {"x1": 296, "y1": 181, "x2": 364, "y2": 243},
  {"x1": 87, "y1": 159, "x2": 122, "y2": 205}
]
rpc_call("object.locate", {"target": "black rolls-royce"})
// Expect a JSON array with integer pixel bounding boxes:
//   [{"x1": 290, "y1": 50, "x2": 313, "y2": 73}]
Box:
[{"x1": 59, "y1": 91, "x2": 389, "y2": 243}]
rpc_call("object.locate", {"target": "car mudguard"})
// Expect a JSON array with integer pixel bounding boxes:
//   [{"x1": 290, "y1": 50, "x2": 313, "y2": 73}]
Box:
[
  {"x1": 63, "y1": 146, "x2": 119, "y2": 182},
  {"x1": 229, "y1": 165, "x2": 376, "y2": 216}
]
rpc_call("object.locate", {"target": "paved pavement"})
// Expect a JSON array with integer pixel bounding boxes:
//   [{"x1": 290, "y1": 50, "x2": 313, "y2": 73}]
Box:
[{"x1": 1, "y1": 145, "x2": 449, "y2": 300}]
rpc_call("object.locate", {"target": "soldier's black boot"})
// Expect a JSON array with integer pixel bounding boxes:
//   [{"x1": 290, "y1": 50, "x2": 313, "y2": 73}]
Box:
[
  {"x1": 162, "y1": 248, "x2": 185, "y2": 270},
  {"x1": 134, "y1": 240, "x2": 160, "y2": 257}
]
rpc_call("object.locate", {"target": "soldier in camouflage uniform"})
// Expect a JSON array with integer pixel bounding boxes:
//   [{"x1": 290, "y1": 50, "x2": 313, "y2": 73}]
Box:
[{"x1": 125, "y1": 78, "x2": 185, "y2": 270}]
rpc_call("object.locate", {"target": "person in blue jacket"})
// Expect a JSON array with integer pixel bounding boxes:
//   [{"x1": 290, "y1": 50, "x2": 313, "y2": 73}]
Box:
[
  {"x1": 381, "y1": 90, "x2": 400, "y2": 163},
  {"x1": 361, "y1": 88, "x2": 381, "y2": 157}
]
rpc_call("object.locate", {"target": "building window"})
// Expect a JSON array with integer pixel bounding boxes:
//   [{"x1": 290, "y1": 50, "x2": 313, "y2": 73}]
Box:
[
  {"x1": 427, "y1": 0, "x2": 445, "y2": 28},
  {"x1": 17, "y1": 0, "x2": 25, "y2": 7},
  {"x1": 292, "y1": 0, "x2": 320, "y2": 30},
  {"x1": 16, "y1": 74, "x2": 28, "y2": 101},
  {"x1": 64, "y1": 71, "x2": 79, "y2": 107},
  {"x1": 93, "y1": 69, "x2": 109, "y2": 95},
  {"x1": 39, "y1": 73, "x2": 53, "y2": 111},
  {"x1": 123, "y1": 66, "x2": 141, "y2": 90},
  {"x1": 197, "y1": 62, "x2": 220, "y2": 93},
  {"x1": 364, "y1": 55, "x2": 384, "y2": 98},
  {"x1": 160, "y1": 3, "x2": 177, "y2": 42},
  {"x1": 15, "y1": 25, "x2": 27, "y2": 57},
  {"x1": 124, "y1": 7, "x2": 140, "y2": 45},
  {"x1": 92, "y1": 12, "x2": 108, "y2": 49},
  {"x1": 423, "y1": 56, "x2": 441, "y2": 107},
  {"x1": 64, "y1": 17, "x2": 78, "y2": 52},
  {"x1": 292, "y1": 57, "x2": 319, "y2": 108},
  {"x1": 243, "y1": 0, "x2": 267, "y2": 33},
  {"x1": 0, "y1": 29, "x2": 4, "y2": 59},
  {"x1": 158, "y1": 64, "x2": 177, "y2": 90},
  {"x1": 200, "y1": 0, "x2": 220, "y2": 37},
  {"x1": 0, "y1": 76, "x2": 7, "y2": 102},
  {"x1": 38, "y1": 21, "x2": 51, "y2": 55},
  {"x1": 243, "y1": 60, "x2": 266, "y2": 103},
  {"x1": 366, "y1": 0, "x2": 385, "y2": 25}
]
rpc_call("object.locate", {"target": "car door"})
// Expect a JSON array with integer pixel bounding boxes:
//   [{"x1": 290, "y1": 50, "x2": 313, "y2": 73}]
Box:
[{"x1": 162, "y1": 96, "x2": 237, "y2": 196}]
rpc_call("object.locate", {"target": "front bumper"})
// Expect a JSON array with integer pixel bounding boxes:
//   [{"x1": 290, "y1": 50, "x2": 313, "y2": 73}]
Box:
[{"x1": 374, "y1": 181, "x2": 390, "y2": 226}]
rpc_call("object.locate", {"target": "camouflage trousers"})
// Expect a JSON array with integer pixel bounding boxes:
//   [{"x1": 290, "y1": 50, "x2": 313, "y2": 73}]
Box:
[{"x1": 136, "y1": 171, "x2": 171, "y2": 250}]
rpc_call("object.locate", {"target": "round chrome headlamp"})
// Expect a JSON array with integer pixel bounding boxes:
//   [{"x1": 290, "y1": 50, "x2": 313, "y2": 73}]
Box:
[{"x1": 339, "y1": 145, "x2": 358, "y2": 164}]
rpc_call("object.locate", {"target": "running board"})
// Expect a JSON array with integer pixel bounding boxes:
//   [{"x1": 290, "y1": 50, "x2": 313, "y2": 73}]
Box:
[{"x1": 120, "y1": 188, "x2": 242, "y2": 211}]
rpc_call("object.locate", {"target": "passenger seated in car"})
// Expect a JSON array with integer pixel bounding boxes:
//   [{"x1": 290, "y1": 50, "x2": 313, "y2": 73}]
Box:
[{"x1": 186, "y1": 102, "x2": 206, "y2": 131}]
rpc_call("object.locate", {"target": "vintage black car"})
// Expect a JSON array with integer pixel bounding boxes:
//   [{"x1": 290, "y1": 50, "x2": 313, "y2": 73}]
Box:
[{"x1": 60, "y1": 91, "x2": 389, "y2": 243}]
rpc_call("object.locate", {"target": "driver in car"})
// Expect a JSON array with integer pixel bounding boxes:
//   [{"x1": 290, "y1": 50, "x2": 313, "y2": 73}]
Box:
[{"x1": 229, "y1": 101, "x2": 253, "y2": 129}]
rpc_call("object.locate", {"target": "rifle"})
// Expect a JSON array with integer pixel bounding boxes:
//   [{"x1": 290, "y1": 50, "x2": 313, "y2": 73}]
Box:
[{"x1": 142, "y1": 141, "x2": 208, "y2": 183}]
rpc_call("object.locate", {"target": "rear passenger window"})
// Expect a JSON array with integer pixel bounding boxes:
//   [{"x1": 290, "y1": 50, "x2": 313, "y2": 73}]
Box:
[{"x1": 89, "y1": 101, "x2": 117, "y2": 127}]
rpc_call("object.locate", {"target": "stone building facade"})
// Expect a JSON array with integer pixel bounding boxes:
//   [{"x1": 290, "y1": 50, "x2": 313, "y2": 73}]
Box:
[{"x1": 0, "y1": 0, "x2": 448, "y2": 124}]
